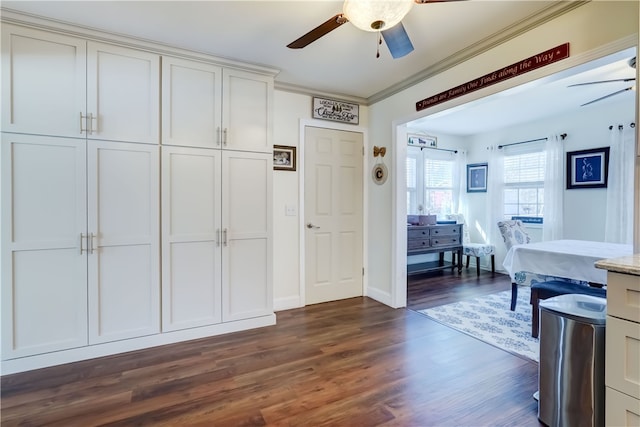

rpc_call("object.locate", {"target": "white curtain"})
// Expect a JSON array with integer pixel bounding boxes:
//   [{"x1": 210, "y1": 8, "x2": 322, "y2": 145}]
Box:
[
  {"x1": 453, "y1": 149, "x2": 467, "y2": 218},
  {"x1": 487, "y1": 145, "x2": 505, "y2": 261},
  {"x1": 605, "y1": 124, "x2": 635, "y2": 244},
  {"x1": 542, "y1": 134, "x2": 564, "y2": 241}
]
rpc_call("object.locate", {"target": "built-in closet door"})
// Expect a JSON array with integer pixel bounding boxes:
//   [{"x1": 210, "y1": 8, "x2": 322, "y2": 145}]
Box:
[
  {"x1": 87, "y1": 140, "x2": 160, "y2": 344},
  {"x1": 161, "y1": 146, "x2": 223, "y2": 331},
  {"x1": 1, "y1": 24, "x2": 87, "y2": 138},
  {"x1": 1, "y1": 134, "x2": 88, "y2": 359},
  {"x1": 222, "y1": 151, "x2": 272, "y2": 321},
  {"x1": 86, "y1": 42, "x2": 160, "y2": 144},
  {"x1": 161, "y1": 57, "x2": 222, "y2": 148},
  {"x1": 222, "y1": 69, "x2": 272, "y2": 153}
]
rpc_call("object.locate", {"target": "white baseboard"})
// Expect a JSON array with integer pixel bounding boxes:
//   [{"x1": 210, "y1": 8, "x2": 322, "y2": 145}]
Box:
[
  {"x1": 273, "y1": 295, "x2": 303, "y2": 312},
  {"x1": 1, "y1": 314, "x2": 276, "y2": 375},
  {"x1": 365, "y1": 286, "x2": 392, "y2": 307}
]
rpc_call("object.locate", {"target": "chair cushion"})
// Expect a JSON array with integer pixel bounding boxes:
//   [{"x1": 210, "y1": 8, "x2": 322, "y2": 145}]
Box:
[
  {"x1": 531, "y1": 280, "x2": 606, "y2": 300},
  {"x1": 463, "y1": 243, "x2": 495, "y2": 257}
]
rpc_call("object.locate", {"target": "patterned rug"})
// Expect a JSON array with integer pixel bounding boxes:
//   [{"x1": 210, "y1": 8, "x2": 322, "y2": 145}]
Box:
[{"x1": 418, "y1": 287, "x2": 539, "y2": 362}]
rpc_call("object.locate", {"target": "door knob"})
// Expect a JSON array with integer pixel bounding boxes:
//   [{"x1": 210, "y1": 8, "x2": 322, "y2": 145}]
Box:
[{"x1": 306, "y1": 223, "x2": 320, "y2": 229}]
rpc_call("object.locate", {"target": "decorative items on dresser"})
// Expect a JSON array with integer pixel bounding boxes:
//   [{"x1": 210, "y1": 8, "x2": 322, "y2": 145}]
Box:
[
  {"x1": 407, "y1": 223, "x2": 463, "y2": 275},
  {"x1": 1, "y1": 16, "x2": 276, "y2": 374},
  {"x1": 595, "y1": 255, "x2": 640, "y2": 426}
]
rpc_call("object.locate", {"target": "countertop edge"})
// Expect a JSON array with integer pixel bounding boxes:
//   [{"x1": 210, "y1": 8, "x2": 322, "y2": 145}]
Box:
[{"x1": 595, "y1": 254, "x2": 640, "y2": 276}]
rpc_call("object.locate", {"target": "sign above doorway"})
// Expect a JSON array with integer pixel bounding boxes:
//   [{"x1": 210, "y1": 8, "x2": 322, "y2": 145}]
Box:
[{"x1": 416, "y1": 43, "x2": 570, "y2": 112}]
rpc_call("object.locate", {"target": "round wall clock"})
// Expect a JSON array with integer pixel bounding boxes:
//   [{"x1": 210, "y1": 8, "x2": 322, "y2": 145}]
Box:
[{"x1": 372, "y1": 163, "x2": 388, "y2": 185}]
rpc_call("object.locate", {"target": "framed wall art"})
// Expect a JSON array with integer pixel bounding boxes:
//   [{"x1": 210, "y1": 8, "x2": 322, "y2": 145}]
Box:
[
  {"x1": 566, "y1": 146, "x2": 610, "y2": 189},
  {"x1": 273, "y1": 145, "x2": 296, "y2": 171},
  {"x1": 467, "y1": 163, "x2": 488, "y2": 192}
]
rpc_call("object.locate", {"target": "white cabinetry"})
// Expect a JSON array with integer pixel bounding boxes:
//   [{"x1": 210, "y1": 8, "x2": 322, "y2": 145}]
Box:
[
  {"x1": 222, "y1": 151, "x2": 273, "y2": 321},
  {"x1": 603, "y1": 269, "x2": 640, "y2": 426},
  {"x1": 1, "y1": 134, "x2": 159, "y2": 358},
  {"x1": 161, "y1": 146, "x2": 223, "y2": 331},
  {"x1": 1, "y1": 18, "x2": 274, "y2": 373},
  {"x1": 1, "y1": 134, "x2": 88, "y2": 358},
  {"x1": 2, "y1": 24, "x2": 160, "y2": 144},
  {"x1": 162, "y1": 55, "x2": 272, "y2": 152},
  {"x1": 161, "y1": 56, "x2": 273, "y2": 329}
]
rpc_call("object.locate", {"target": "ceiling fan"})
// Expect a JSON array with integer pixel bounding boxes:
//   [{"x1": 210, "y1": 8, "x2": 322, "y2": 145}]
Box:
[
  {"x1": 568, "y1": 56, "x2": 636, "y2": 106},
  {"x1": 287, "y1": 0, "x2": 464, "y2": 59}
]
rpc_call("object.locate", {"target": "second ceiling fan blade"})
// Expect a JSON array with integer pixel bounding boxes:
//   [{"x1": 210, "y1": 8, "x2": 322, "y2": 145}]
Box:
[
  {"x1": 381, "y1": 22, "x2": 414, "y2": 59},
  {"x1": 287, "y1": 14, "x2": 348, "y2": 49},
  {"x1": 569, "y1": 77, "x2": 636, "y2": 87},
  {"x1": 581, "y1": 86, "x2": 634, "y2": 106}
]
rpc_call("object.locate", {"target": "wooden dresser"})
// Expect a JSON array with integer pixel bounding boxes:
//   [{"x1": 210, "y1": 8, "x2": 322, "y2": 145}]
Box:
[{"x1": 407, "y1": 224, "x2": 463, "y2": 275}]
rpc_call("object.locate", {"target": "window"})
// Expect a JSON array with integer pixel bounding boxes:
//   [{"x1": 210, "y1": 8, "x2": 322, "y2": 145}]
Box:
[
  {"x1": 503, "y1": 146, "x2": 546, "y2": 220},
  {"x1": 407, "y1": 146, "x2": 455, "y2": 218}
]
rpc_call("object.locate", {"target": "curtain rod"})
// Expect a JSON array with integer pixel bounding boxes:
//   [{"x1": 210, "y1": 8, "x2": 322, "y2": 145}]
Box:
[
  {"x1": 498, "y1": 133, "x2": 567, "y2": 149},
  {"x1": 609, "y1": 122, "x2": 636, "y2": 130},
  {"x1": 418, "y1": 146, "x2": 458, "y2": 154}
]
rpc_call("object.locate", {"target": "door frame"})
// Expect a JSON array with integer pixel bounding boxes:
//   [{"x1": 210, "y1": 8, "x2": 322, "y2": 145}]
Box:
[
  {"x1": 298, "y1": 118, "x2": 369, "y2": 306},
  {"x1": 389, "y1": 37, "x2": 639, "y2": 309}
]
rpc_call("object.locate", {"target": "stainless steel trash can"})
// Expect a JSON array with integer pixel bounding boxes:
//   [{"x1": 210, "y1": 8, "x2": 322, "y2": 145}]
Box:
[{"x1": 537, "y1": 293, "x2": 607, "y2": 427}]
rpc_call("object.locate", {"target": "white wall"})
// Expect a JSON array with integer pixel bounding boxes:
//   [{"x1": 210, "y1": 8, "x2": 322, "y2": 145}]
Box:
[
  {"x1": 366, "y1": 1, "x2": 639, "y2": 307},
  {"x1": 460, "y1": 97, "x2": 635, "y2": 272},
  {"x1": 272, "y1": 90, "x2": 369, "y2": 310}
]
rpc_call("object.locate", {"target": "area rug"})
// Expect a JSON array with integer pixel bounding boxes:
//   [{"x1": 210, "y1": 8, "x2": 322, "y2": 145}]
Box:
[{"x1": 418, "y1": 287, "x2": 539, "y2": 362}]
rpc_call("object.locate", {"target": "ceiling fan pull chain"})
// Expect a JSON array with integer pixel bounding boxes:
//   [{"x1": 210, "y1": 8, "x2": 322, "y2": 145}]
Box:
[{"x1": 376, "y1": 31, "x2": 381, "y2": 58}]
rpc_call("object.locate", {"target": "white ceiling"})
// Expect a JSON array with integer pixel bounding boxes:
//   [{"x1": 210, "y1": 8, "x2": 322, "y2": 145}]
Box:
[{"x1": 1, "y1": 1, "x2": 637, "y2": 135}]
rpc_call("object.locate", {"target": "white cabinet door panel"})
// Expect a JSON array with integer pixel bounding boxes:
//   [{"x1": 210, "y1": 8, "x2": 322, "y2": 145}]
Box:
[
  {"x1": 1, "y1": 25, "x2": 86, "y2": 138},
  {"x1": 162, "y1": 57, "x2": 222, "y2": 148},
  {"x1": 161, "y1": 146, "x2": 222, "y2": 331},
  {"x1": 87, "y1": 42, "x2": 159, "y2": 144},
  {"x1": 222, "y1": 151, "x2": 272, "y2": 321},
  {"x1": 1, "y1": 134, "x2": 87, "y2": 358},
  {"x1": 222, "y1": 69, "x2": 272, "y2": 153},
  {"x1": 88, "y1": 141, "x2": 159, "y2": 343}
]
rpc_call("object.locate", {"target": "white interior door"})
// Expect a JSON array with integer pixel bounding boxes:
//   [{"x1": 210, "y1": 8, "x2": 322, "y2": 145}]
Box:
[{"x1": 304, "y1": 126, "x2": 363, "y2": 305}]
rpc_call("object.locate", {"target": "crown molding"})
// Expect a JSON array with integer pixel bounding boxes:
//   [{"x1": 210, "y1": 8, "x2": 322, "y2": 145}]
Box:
[
  {"x1": 274, "y1": 81, "x2": 369, "y2": 106},
  {"x1": 367, "y1": 0, "x2": 590, "y2": 105}
]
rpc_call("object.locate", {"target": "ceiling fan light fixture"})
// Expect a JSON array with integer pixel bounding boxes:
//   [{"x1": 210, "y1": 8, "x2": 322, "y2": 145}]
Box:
[{"x1": 343, "y1": 0, "x2": 414, "y2": 32}]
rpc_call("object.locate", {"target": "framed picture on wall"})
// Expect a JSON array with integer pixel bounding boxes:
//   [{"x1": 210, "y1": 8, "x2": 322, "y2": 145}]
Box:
[
  {"x1": 467, "y1": 163, "x2": 488, "y2": 192},
  {"x1": 273, "y1": 145, "x2": 296, "y2": 171},
  {"x1": 566, "y1": 146, "x2": 610, "y2": 189}
]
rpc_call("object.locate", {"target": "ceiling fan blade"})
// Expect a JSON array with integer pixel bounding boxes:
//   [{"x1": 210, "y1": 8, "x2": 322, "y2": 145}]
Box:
[
  {"x1": 381, "y1": 22, "x2": 414, "y2": 59},
  {"x1": 287, "y1": 14, "x2": 347, "y2": 49},
  {"x1": 568, "y1": 77, "x2": 635, "y2": 87},
  {"x1": 581, "y1": 86, "x2": 634, "y2": 107}
]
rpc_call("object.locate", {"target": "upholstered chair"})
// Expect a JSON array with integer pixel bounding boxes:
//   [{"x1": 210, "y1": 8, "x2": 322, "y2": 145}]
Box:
[
  {"x1": 448, "y1": 214, "x2": 495, "y2": 276},
  {"x1": 497, "y1": 220, "x2": 532, "y2": 310}
]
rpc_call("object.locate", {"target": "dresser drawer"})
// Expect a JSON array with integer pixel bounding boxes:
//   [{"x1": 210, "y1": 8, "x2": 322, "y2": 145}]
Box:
[
  {"x1": 431, "y1": 236, "x2": 461, "y2": 247},
  {"x1": 607, "y1": 272, "x2": 640, "y2": 323},
  {"x1": 606, "y1": 315, "x2": 640, "y2": 399},
  {"x1": 606, "y1": 386, "x2": 640, "y2": 427},
  {"x1": 408, "y1": 227, "x2": 429, "y2": 240},
  {"x1": 408, "y1": 239, "x2": 430, "y2": 251},
  {"x1": 430, "y1": 225, "x2": 461, "y2": 236}
]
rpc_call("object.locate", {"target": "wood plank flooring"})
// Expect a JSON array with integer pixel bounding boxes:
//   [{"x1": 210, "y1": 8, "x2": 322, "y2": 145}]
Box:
[{"x1": 1, "y1": 270, "x2": 542, "y2": 426}]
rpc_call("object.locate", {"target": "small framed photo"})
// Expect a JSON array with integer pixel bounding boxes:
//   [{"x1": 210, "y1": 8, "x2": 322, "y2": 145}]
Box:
[
  {"x1": 467, "y1": 163, "x2": 488, "y2": 193},
  {"x1": 273, "y1": 145, "x2": 296, "y2": 171},
  {"x1": 566, "y1": 147, "x2": 610, "y2": 189},
  {"x1": 407, "y1": 133, "x2": 437, "y2": 148}
]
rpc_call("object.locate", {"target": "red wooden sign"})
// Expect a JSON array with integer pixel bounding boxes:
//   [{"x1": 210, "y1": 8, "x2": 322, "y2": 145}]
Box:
[{"x1": 416, "y1": 43, "x2": 570, "y2": 112}]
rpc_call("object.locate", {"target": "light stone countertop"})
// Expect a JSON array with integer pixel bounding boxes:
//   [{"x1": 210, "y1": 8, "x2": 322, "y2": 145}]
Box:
[{"x1": 595, "y1": 254, "x2": 640, "y2": 276}]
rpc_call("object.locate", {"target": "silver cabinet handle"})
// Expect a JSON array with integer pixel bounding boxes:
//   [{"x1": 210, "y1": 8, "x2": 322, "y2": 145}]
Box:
[
  {"x1": 216, "y1": 229, "x2": 221, "y2": 247},
  {"x1": 80, "y1": 233, "x2": 87, "y2": 254},
  {"x1": 89, "y1": 233, "x2": 96, "y2": 254},
  {"x1": 223, "y1": 228, "x2": 228, "y2": 246},
  {"x1": 223, "y1": 128, "x2": 228, "y2": 146},
  {"x1": 306, "y1": 223, "x2": 320, "y2": 229},
  {"x1": 80, "y1": 112, "x2": 88, "y2": 134},
  {"x1": 217, "y1": 127, "x2": 221, "y2": 146},
  {"x1": 88, "y1": 113, "x2": 97, "y2": 135}
]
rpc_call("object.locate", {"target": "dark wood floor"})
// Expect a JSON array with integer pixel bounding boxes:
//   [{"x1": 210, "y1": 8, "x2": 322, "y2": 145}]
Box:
[{"x1": 1, "y1": 269, "x2": 542, "y2": 426}]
